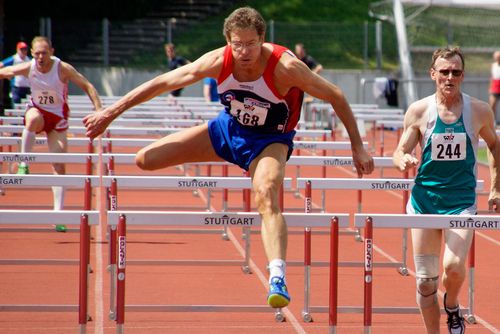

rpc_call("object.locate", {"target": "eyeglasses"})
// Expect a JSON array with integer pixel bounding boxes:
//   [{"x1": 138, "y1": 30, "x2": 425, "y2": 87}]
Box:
[
  {"x1": 436, "y1": 69, "x2": 463, "y2": 77},
  {"x1": 230, "y1": 40, "x2": 260, "y2": 51}
]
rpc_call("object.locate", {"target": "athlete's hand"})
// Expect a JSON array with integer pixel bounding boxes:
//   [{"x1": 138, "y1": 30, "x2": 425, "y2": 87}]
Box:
[
  {"x1": 82, "y1": 109, "x2": 114, "y2": 139},
  {"x1": 488, "y1": 195, "x2": 500, "y2": 213},
  {"x1": 396, "y1": 153, "x2": 419, "y2": 172},
  {"x1": 353, "y1": 148, "x2": 374, "y2": 177}
]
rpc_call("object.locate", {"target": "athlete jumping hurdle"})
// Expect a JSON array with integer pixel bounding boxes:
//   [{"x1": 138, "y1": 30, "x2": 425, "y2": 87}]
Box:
[{"x1": 83, "y1": 6, "x2": 374, "y2": 309}]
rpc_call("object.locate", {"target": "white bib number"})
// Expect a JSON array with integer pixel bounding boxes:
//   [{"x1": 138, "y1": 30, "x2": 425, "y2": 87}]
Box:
[
  {"x1": 33, "y1": 90, "x2": 59, "y2": 105},
  {"x1": 431, "y1": 133, "x2": 466, "y2": 161},
  {"x1": 230, "y1": 100, "x2": 268, "y2": 126}
]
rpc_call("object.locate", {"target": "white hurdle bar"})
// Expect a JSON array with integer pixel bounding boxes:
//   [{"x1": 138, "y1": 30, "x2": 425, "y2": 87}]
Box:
[
  {"x1": 296, "y1": 178, "x2": 484, "y2": 270},
  {"x1": 108, "y1": 211, "x2": 348, "y2": 333},
  {"x1": 0, "y1": 210, "x2": 99, "y2": 333},
  {"x1": 0, "y1": 124, "x2": 334, "y2": 140},
  {"x1": 355, "y1": 213, "x2": 500, "y2": 333}
]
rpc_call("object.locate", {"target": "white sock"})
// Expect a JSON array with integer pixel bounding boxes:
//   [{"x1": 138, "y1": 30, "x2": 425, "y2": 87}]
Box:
[
  {"x1": 21, "y1": 128, "x2": 36, "y2": 153},
  {"x1": 268, "y1": 259, "x2": 286, "y2": 283},
  {"x1": 52, "y1": 186, "x2": 65, "y2": 210}
]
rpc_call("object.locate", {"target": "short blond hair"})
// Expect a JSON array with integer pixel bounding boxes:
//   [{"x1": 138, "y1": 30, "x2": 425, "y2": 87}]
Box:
[{"x1": 31, "y1": 36, "x2": 52, "y2": 49}]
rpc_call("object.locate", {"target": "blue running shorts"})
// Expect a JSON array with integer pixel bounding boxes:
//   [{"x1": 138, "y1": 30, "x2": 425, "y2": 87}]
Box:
[{"x1": 208, "y1": 111, "x2": 295, "y2": 171}]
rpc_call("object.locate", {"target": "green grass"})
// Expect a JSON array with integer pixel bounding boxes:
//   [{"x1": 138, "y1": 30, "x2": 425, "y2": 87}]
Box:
[
  {"x1": 133, "y1": 0, "x2": 399, "y2": 70},
  {"x1": 477, "y1": 147, "x2": 489, "y2": 165}
]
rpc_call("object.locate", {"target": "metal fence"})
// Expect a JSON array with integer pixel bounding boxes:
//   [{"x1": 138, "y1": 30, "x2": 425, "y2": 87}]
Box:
[{"x1": 4, "y1": 17, "x2": 398, "y2": 69}]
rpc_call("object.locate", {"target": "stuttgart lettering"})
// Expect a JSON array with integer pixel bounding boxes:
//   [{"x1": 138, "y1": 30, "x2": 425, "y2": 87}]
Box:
[
  {"x1": 323, "y1": 159, "x2": 352, "y2": 166},
  {"x1": 371, "y1": 181, "x2": 410, "y2": 190},
  {"x1": 295, "y1": 143, "x2": 317, "y2": 150},
  {"x1": 2, "y1": 155, "x2": 36, "y2": 163},
  {"x1": 178, "y1": 179, "x2": 218, "y2": 188},
  {"x1": 0, "y1": 177, "x2": 24, "y2": 185},
  {"x1": 204, "y1": 215, "x2": 255, "y2": 225},
  {"x1": 449, "y1": 217, "x2": 499, "y2": 229}
]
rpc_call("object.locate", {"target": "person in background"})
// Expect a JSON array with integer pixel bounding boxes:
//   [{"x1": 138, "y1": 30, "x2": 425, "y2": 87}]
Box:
[
  {"x1": 488, "y1": 50, "x2": 500, "y2": 125},
  {"x1": 294, "y1": 43, "x2": 323, "y2": 75},
  {"x1": 294, "y1": 43, "x2": 323, "y2": 103},
  {"x1": 203, "y1": 77, "x2": 219, "y2": 102},
  {"x1": 165, "y1": 43, "x2": 190, "y2": 98},
  {"x1": 0, "y1": 41, "x2": 32, "y2": 105},
  {"x1": 393, "y1": 47, "x2": 500, "y2": 334},
  {"x1": 83, "y1": 6, "x2": 373, "y2": 309},
  {"x1": 0, "y1": 36, "x2": 102, "y2": 232}
]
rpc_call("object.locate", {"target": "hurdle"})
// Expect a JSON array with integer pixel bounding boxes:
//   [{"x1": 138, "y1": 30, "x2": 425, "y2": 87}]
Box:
[
  {"x1": 102, "y1": 174, "x2": 293, "y2": 319},
  {"x1": 0, "y1": 210, "x2": 98, "y2": 333},
  {"x1": 354, "y1": 213, "x2": 500, "y2": 333},
  {"x1": 107, "y1": 210, "x2": 348, "y2": 333}
]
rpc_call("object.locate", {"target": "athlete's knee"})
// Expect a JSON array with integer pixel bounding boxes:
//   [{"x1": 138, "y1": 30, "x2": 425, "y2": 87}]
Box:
[
  {"x1": 135, "y1": 148, "x2": 152, "y2": 170},
  {"x1": 414, "y1": 254, "x2": 439, "y2": 308},
  {"x1": 52, "y1": 163, "x2": 65, "y2": 175},
  {"x1": 253, "y1": 181, "x2": 279, "y2": 211},
  {"x1": 443, "y1": 258, "x2": 465, "y2": 281}
]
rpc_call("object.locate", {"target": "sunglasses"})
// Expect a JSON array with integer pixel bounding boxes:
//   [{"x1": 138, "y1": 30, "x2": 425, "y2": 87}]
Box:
[{"x1": 436, "y1": 69, "x2": 463, "y2": 77}]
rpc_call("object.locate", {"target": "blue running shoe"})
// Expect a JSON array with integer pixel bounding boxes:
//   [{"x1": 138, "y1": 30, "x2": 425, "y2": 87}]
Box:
[{"x1": 267, "y1": 276, "x2": 290, "y2": 308}]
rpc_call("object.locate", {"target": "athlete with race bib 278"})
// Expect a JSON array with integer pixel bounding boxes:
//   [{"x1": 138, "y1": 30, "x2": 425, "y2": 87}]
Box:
[{"x1": 0, "y1": 36, "x2": 102, "y2": 232}]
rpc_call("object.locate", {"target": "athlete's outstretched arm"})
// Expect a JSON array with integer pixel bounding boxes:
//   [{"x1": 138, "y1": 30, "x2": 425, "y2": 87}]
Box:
[{"x1": 83, "y1": 48, "x2": 224, "y2": 139}]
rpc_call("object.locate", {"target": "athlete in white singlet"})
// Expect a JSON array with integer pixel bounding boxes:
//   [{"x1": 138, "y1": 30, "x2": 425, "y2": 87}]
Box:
[
  {"x1": 0, "y1": 36, "x2": 102, "y2": 232},
  {"x1": 393, "y1": 47, "x2": 500, "y2": 334}
]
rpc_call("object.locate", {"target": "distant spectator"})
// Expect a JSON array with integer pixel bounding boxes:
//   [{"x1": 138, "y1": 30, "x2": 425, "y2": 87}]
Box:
[
  {"x1": 165, "y1": 43, "x2": 190, "y2": 97},
  {"x1": 294, "y1": 43, "x2": 323, "y2": 75},
  {"x1": 203, "y1": 77, "x2": 219, "y2": 102},
  {"x1": 489, "y1": 50, "x2": 500, "y2": 125},
  {"x1": 295, "y1": 43, "x2": 323, "y2": 103},
  {"x1": 0, "y1": 41, "x2": 32, "y2": 104}
]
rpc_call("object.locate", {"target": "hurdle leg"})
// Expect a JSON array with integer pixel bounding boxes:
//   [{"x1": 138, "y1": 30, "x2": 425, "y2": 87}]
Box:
[
  {"x1": 398, "y1": 228, "x2": 409, "y2": 276},
  {"x1": 108, "y1": 225, "x2": 117, "y2": 320},
  {"x1": 363, "y1": 217, "x2": 373, "y2": 334},
  {"x1": 116, "y1": 215, "x2": 127, "y2": 334},
  {"x1": 241, "y1": 227, "x2": 252, "y2": 274},
  {"x1": 221, "y1": 165, "x2": 229, "y2": 240},
  {"x1": 302, "y1": 227, "x2": 313, "y2": 322},
  {"x1": 354, "y1": 188, "x2": 363, "y2": 242},
  {"x1": 465, "y1": 232, "x2": 476, "y2": 324},
  {"x1": 241, "y1": 185, "x2": 252, "y2": 274},
  {"x1": 328, "y1": 217, "x2": 339, "y2": 334},
  {"x1": 108, "y1": 178, "x2": 118, "y2": 320},
  {"x1": 79, "y1": 214, "x2": 90, "y2": 334}
]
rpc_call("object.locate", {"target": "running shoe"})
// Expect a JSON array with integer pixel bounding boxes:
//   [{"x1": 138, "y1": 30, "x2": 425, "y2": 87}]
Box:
[
  {"x1": 55, "y1": 224, "x2": 67, "y2": 232},
  {"x1": 17, "y1": 164, "x2": 29, "y2": 174},
  {"x1": 267, "y1": 276, "x2": 290, "y2": 308},
  {"x1": 444, "y1": 293, "x2": 465, "y2": 334}
]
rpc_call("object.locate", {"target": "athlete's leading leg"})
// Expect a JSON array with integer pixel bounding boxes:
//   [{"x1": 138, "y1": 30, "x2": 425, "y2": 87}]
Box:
[
  {"x1": 412, "y1": 228, "x2": 442, "y2": 334},
  {"x1": 249, "y1": 143, "x2": 289, "y2": 308},
  {"x1": 135, "y1": 123, "x2": 222, "y2": 170},
  {"x1": 47, "y1": 129, "x2": 68, "y2": 232}
]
